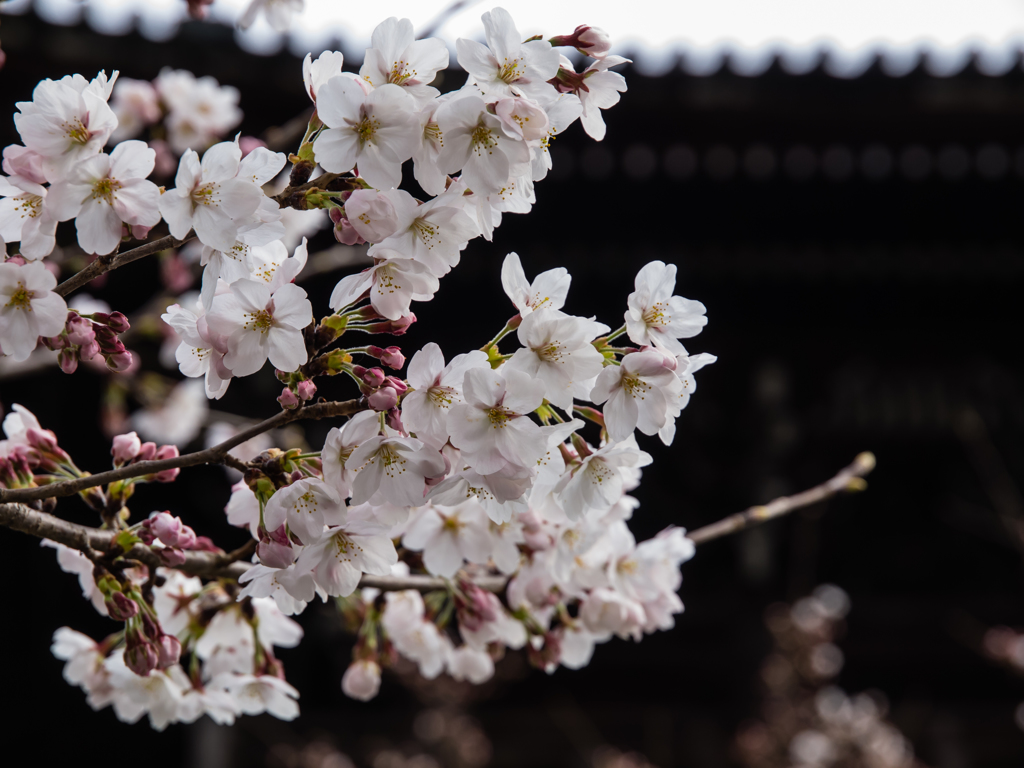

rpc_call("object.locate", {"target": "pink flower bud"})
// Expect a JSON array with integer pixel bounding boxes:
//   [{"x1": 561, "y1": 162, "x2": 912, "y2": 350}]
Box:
[
  {"x1": 106, "y1": 350, "x2": 134, "y2": 373},
  {"x1": 367, "y1": 386, "x2": 398, "y2": 412},
  {"x1": 57, "y1": 348, "x2": 78, "y2": 374},
  {"x1": 573, "y1": 25, "x2": 612, "y2": 57},
  {"x1": 149, "y1": 511, "x2": 182, "y2": 545},
  {"x1": 365, "y1": 313, "x2": 416, "y2": 336},
  {"x1": 106, "y1": 592, "x2": 139, "y2": 621},
  {"x1": 257, "y1": 525, "x2": 297, "y2": 568},
  {"x1": 138, "y1": 442, "x2": 157, "y2": 461},
  {"x1": 65, "y1": 314, "x2": 95, "y2": 345},
  {"x1": 357, "y1": 366, "x2": 386, "y2": 388},
  {"x1": 330, "y1": 208, "x2": 366, "y2": 245},
  {"x1": 153, "y1": 445, "x2": 180, "y2": 483},
  {"x1": 384, "y1": 376, "x2": 407, "y2": 395},
  {"x1": 385, "y1": 407, "x2": 405, "y2": 435},
  {"x1": 156, "y1": 635, "x2": 182, "y2": 669},
  {"x1": 125, "y1": 642, "x2": 159, "y2": 677},
  {"x1": 125, "y1": 223, "x2": 153, "y2": 241},
  {"x1": 78, "y1": 340, "x2": 100, "y2": 360},
  {"x1": 296, "y1": 380, "x2": 316, "y2": 401},
  {"x1": 341, "y1": 660, "x2": 381, "y2": 701},
  {"x1": 277, "y1": 387, "x2": 300, "y2": 409},
  {"x1": 111, "y1": 432, "x2": 142, "y2": 466},
  {"x1": 371, "y1": 345, "x2": 405, "y2": 369},
  {"x1": 158, "y1": 547, "x2": 187, "y2": 566},
  {"x1": 105, "y1": 312, "x2": 130, "y2": 334}
]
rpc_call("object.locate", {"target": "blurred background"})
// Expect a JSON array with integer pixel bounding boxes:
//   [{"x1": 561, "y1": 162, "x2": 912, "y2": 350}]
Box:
[{"x1": 3, "y1": 1, "x2": 1024, "y2": 766}]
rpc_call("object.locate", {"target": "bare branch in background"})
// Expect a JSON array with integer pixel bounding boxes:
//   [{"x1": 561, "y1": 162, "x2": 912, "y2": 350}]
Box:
[{"x1": 55, "y1": 231, "x2": 196, "y2": 298}]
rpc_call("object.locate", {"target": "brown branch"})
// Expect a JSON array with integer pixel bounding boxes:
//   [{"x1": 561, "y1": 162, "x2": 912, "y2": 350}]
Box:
[
  {"x1": 270, "y1": 171, "x2": 343, "y2": 206},
  {"x1": 55, "y1": 231, "x2": 196, "y2": 298},
  {"x1": 0, "y1": 452, "x2": 876, "y2": 592},
  {"x1": 0, "y1": 398, "x2": 366, "y2": 504},
  {"x1": 686, "y1": 452, "x2": 877, "y2": 545}
]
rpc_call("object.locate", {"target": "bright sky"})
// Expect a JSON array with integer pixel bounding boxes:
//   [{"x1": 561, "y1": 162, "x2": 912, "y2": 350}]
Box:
[{"x1": 9, "y1": 0, "x2": 1024, "y2": 75}]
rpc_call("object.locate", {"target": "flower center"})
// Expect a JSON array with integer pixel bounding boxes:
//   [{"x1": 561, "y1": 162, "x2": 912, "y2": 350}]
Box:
[
  {"x1": 15, "y1": 194, "x2": 43, "y2": 220},
  {"x1": 622, "y1": 373, "x2": 651, "y2": 400},
  {"x1": 424, "y1": 122, "x2": 443, "y2": 147},
  {"x1": 91, "y1": 177, "x2": 123, "y2": 206},
  {"x1": 62, "y1": 117, "x2": 91, "y2": 145},
  {"x1": 428, "y1": 385, "x2": 456, "y2": 409},
  {"x1": 192, "y1": 183, "x2": 219, "y2": 207},
  {"x1": 243, "y1": 309, "x2": 274, "y2": 334},
  {"x1": 487, "y1": 406, "x2": 514, "y2": 428},
  {"x1": 412, "y1": 218, "x2": 438, "y2": 248},
  {"x1": 537, "y1": 342, "x2": 564, "y2": 363},
  {"x1": 378, "y1": 444, "x2": 407, "y2": 479},
  {"x1": 642, "y1": 302, "x2": 668, "y2": 328},
  {"x1": 375, "y1": 264, "x2": 402, "y2": 296},
  {"x1": 498, "y1": 57, "x2": 524, "y2": 84},
  {"x1": 6, "y1": 284, "x2": 34, "y2": 310},
  {"x1": 470, "y1": 124, "x2": 498, "y2": 156},
  {"x1": 388, "y1": 60, "x2": 417, "y2": 85},
  {"x1": 354, "y1": 115, "x2": 381, "y2": 146}
]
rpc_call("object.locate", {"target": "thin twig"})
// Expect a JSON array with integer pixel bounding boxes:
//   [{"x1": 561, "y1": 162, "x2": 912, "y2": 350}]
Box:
[
  {"x1": 0, "y1": 398, "x2": 366, "y2": 504},
  {"x1": 55, "y1": 231, "x2": 196, "y2": 298},
  {"x1": 686, "y1": 452, "x2": 877, "y2": 545}
]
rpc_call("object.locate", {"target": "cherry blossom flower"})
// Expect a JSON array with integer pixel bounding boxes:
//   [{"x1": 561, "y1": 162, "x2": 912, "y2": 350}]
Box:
[
  {"x1": 212, "y1": 673, "x2": 299, "y2": 720},
  {"x1": 314, "y1": 79, "x2": 418, "y2": 190},
  {"x1": 625, "y1": 260, "x2": 707, "y2": 355},
  {"x1": 402, "y1": 502, "x2": 494, "y2": 577},
  {"x1": 206, "y1": 278, "x2": 313, "y2": 377},
  {"x1": 321, "y1": 411, "x2": 382, "y2": 499},
  {"x1": 341, "y1": 660, "x2": 381, "y2": 701},
  {"x1": 0, "y1": 173, "x2": 58, "y2": 260},
  {"x1": 500, "y1": 251, "x2": 570, "y2": 316},
  {"x1": 131, "y1": 379, "x2": 208, "y2": 446},
  {"x1": 154, "y1": 69, "x2": 242, "y2": 153},
  {"x1": 556, "y1": 436, "x2": 652, "y2": 520},
  {"x1": 344, "y1": 188, "x2": 406, "y2": 242},
  {"x1": 447, "y1": 645, "x2": 495, "y2": 683},
  {"x1": 347, "y1": 434, "x2": 446, "y2": 508},
  {"x1": 590, "y1": 349, "x2": 683, "y2": 443},
  {"x1": 436, "y1": 95, "x2": 530, "y2": 195},
  {"x1": 360, "y1": 17, "x2": 449, "y2": 105},
  {"x1": 329, "y1": 251, "x2": 439, "y2": 319},
  {"x1": 159, "y1": 140, "x2": 264, "y2": 252},
  {"x1": 412, "y1": 100, "x2": 447, "y2": 195},
  {"x1": 372, "y1": 188, "x2": 478, "y2": 277},
  {"x1": 447, "y1": 367, "x2": 548, "y2": 475},
  {"x1": 504, "y1": 308, "x2": 609, "y2": 410},
  {"x1": 161, "y1": 301, "x2": 233, "y2": 399},
  {"x1": 14, "y1": 70, "x2": 119, "y2": 181},
  {"x1": 293, "y1": 515, "x2": 398, "y2": 596},
  {"x1": 302, "y1": 51, "x2": 345, "y2": 102},
  {"x1": 579, "y1": 586, "x2": 646, "y2": 640},
  {"x1": 402, "y1": 343, "x2": 489, "y2": 449},
  {"x1": 556, "y1": 55, "x2": 629, "y2": 142},
  {"x1": 659, "y1": 351, "x2": 717, "y2": 445},
  {"x1": 530, "y1": 93, "x2": 583, "y2": 181},
  {"x1": 109, "y1": 78, "x2": 162, "y2": 143},
  {"x1": 47, "y1": 140, "x2": 161, "y2": 256},
  {"x1": 52, "y1": 628, "x2": 105, "y2": 687},
  {"x1": 0, "y1": 260, "x2": 68, "y2": 361},
  {"x1": 456, "y1": 7, "x2": 560, "y2": 101},
  {"x1": 263, "y1": 477, "x2": 346, "y2": 544}
]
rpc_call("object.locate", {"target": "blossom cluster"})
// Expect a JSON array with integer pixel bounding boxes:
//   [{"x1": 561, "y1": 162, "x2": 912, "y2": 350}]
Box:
[{"x1": 1, "y1": 8, "x2": 718, "y2": 729}]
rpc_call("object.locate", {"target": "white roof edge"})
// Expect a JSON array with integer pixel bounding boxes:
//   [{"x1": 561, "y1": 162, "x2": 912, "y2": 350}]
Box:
[{"x1": 5, "y1": 0, "x2": 1024, "y2": 79}]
